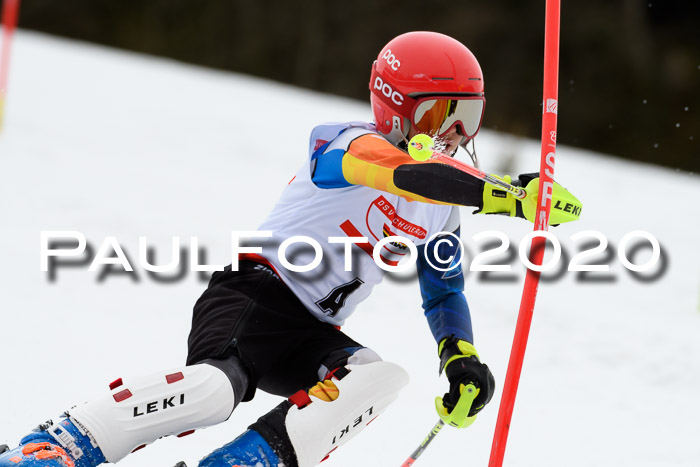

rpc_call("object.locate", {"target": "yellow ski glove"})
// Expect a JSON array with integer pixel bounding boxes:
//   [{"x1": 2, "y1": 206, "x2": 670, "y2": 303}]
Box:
[
  {"x1": 435, "y1": 337, "x2": 495, "y2": 428},
  {"x1": 477, "y1": 172, "x2": 582, "y2": 225}
]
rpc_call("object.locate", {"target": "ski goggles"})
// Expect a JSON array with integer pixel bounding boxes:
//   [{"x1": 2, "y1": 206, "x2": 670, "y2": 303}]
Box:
[{"x1": 411, "y1": 96, "x2": 485, "y2": 139}]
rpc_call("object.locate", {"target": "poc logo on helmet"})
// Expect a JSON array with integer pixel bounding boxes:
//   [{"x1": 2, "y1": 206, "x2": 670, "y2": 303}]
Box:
[
  {"x1": 374, "y1": 76, "x2": 404, "y2": 106},
  {"x1": 381, "y1": 49, "x2": 401, "y2": 71}
]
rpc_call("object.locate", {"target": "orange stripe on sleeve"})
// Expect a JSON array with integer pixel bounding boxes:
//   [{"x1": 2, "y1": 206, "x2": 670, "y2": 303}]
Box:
[
  {"x1": 347, "y1": 133, "x2": 413, "y2": 169},
  {"x1": 341, "y1": 141, "x2": 455, "y2": 206}
]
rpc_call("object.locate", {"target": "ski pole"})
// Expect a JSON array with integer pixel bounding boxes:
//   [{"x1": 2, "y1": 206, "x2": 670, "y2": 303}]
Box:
[
  {"x1": 407, "y1": 135, "x2": 528, "y2": 200},
  {"x1": 400, "y1": 420, "x2": 445, "y2": 467},
  {"x1": 401, "y1": 383, "x2": 478, "y2": 466},
  {"x1": 430, "y1": 153, "x2": 527, "y2": 200}
]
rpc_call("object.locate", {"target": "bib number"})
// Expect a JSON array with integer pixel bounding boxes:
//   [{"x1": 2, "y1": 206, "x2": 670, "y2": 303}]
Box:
[{"x1": 315, "y1": 277, "x2": 364, "y2": 317}]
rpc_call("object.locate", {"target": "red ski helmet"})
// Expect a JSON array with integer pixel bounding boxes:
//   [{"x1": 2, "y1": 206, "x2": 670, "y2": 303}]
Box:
[{"x1": 369, "y1": 31, "x2": 485, "y2": 147}]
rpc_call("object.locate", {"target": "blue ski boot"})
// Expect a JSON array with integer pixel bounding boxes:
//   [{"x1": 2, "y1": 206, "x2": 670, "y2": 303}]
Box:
[
  {"x1": 197, "y1": 429, "x2": 280, "y2": 467},
  {"x1": 0, "y1": 416, "x2": 105, "y2": 467}
]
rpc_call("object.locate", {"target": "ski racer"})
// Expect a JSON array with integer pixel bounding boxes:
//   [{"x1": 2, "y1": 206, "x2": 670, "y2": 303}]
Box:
[{"x1": 0, "y1": 31, "x2": 581, "y2": 467}]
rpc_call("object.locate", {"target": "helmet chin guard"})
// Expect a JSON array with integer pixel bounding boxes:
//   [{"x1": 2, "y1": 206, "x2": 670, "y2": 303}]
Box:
[{"x1": 370, "y1": 93, "x2": 411, "y2": 146}]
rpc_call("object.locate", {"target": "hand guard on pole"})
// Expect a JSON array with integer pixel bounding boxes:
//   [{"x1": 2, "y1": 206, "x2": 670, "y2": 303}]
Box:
[{"x1": 435, "y1": 337, "x2": 495, "y2": 428}]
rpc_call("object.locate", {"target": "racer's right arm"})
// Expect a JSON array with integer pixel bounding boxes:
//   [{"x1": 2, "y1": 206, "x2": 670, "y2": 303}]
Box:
[
  {"x1": 312, "y1": 132, "x2": 582, "y2": 224},
  {"x1": 312, "y1": 133, "x2": 485, "y2": 206}
]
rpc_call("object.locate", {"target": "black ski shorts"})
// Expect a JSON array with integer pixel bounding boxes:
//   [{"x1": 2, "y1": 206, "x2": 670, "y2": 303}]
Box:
[{"x1": 186, "y1": 261, "x2": 362, "y2": 399}]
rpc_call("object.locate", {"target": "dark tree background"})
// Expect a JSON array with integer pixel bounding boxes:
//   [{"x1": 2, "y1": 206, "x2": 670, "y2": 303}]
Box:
[{"x1": 17, "y1": 0, "x2": 699, "y2": 172}]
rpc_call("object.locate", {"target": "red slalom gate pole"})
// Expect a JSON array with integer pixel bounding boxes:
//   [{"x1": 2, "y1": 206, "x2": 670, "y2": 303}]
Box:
[
  {"x1": 488, "y1": 0, "x2": 561, "y2": 466},
  {"x1": 0, "y1": 0, "x2": 20, "y2": 130}
]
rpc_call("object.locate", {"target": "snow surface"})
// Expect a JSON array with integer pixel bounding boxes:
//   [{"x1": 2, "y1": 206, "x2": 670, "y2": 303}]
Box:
[{"x1": 1, "y1": 31, "x2": 699, "y2": 467}]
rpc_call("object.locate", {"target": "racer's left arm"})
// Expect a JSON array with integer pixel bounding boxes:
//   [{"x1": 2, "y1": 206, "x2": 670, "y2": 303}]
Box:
[{"x1": 417, "y1": 212, "x2": 495, "y2": 428}]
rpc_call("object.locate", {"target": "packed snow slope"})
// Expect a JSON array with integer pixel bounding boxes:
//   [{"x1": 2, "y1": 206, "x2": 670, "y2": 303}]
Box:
[{"x1": 1, "y1": 31, "x2": 699, "y2": 467}]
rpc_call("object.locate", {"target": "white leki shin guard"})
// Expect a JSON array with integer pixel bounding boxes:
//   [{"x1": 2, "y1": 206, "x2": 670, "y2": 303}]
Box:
[
  {"x1": 252, "y1": 359, "x2": 409, "y2": 467},
  {"x1": 69, "y1": 359, "x2": 244, "y2": 463}
]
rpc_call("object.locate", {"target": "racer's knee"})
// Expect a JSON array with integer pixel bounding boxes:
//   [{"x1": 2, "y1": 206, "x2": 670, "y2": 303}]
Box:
[
  {"x1": 251, "y1": 358, "x2": 409, "y2": 467},
  {"x1": 198, "y1": 355, "x2": 249, "y2": 406},
  {"x1": 317, "y1": 346, "x2": 383, "y2": 380}
]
